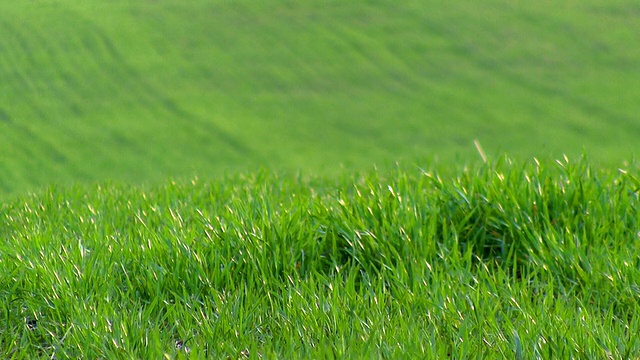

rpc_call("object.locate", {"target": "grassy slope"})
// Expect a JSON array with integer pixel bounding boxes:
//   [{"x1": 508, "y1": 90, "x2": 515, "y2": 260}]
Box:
[
  {"x1": 1, "y1": 157, "x2": 640, "y2": 358},
  {"x1": 2, "y1": 0, "x2": 640, "y2": 196}
]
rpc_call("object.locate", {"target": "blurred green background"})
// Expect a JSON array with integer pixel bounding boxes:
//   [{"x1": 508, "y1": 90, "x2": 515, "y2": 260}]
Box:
[{"x1": 2, "y1": 0, "x2": 639, "y2": 196}]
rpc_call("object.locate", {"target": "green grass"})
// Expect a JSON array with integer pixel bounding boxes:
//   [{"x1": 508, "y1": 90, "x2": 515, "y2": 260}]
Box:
[
  {"x1": 2, "y1": 0, "x2": 640, "y2": 196},
  {"x1": 2, "y1": 156, "x2": 640, "y2": 358},
  {"x1": 3, "y1": 1, "x2": 640, "y2": 357}
]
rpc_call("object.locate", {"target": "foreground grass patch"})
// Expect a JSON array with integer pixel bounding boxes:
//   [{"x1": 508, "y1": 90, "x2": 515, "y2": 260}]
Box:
[{"x1": 1, "y1": 157, "x2": 640, "y2": 358}]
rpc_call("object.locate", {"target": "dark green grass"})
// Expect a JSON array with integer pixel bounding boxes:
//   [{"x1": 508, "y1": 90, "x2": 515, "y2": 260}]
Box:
[
  {"x1": 2, "y1": 157, "x2": 640, "y2": 358},
  {"x1": 2, "y1": 0, "x2": 640, "y2": 196}
]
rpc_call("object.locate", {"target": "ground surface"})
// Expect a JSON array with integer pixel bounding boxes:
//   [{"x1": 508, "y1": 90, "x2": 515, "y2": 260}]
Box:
[{"x1": 2, "y1": 1, "x2": 640, "y2": 196}]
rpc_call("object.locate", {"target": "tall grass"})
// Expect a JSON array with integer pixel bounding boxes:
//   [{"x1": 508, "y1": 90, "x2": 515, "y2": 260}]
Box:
[{"x1": 1, "y1": 156, "x2": 639, "y2": 358}]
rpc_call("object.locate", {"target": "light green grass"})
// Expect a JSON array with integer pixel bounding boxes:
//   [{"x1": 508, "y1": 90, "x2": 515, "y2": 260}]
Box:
[
  {"x1": 2, "y1": 1, "x2": 640, "y2": 196},
  {"x1": 2, "y1": 156, "x2": 640, "y2": 358}
]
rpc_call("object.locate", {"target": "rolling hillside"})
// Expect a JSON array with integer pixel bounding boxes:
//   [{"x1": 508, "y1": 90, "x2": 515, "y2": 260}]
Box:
[{"x1": 2, "y1": 0, "x2": 640, "y2": 196}]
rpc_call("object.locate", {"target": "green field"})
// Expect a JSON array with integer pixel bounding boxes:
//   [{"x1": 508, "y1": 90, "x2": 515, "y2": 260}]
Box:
[
  {"x1": 2, "y1": 0, "x2": 640, "y2": 196},
  {"x1": 2, "y1": 158, "x2": 640, "y2": 358},
  {"x1": 3, "y1": 1, "x2": 640, "y2": 358}
]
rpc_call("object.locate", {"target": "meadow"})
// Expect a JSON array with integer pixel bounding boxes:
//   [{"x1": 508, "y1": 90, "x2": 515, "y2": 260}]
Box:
[
  {"x1": 2, "y1": 0, "x2": 640, "y2": 358},
  {"x1": 1, "y1": 0, "x2": 640, "y2": 196},
  {"x1": 2, "y1": 157, "x2": 640, "y2": 358}
]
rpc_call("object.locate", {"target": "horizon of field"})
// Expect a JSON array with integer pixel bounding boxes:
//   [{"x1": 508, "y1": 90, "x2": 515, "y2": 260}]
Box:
[{"x1": 2, "y1": 0, "x2": 640, "y2": 197}]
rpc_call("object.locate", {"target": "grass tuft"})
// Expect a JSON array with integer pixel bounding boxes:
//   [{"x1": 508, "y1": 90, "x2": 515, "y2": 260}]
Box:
[{"x1": 1, "y1": 156, "x2": 639, "y2": 358}]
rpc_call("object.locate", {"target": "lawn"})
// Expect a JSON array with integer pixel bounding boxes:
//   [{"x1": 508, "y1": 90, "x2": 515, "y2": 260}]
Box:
[
  {"x1": 1, "y1": 157, "x2": 640, "y2": 358},
  {"x1": 2, "y1": 1, "x2": 640, "y2": 358},
  {"x1": 1, "y1": 0, "x2": 640, "y2": 196}
]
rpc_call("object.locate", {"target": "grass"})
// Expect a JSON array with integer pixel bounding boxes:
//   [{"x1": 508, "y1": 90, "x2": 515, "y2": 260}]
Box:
[
  {"x1": 3, "y1": 1, "x2": 640, "y2": 357},
  {"x1": 2, "y1": 156, "x2": 640, "y2": 358},
  {"x1": 2, "y1": 0, "x2": 640, "y2": 196}
]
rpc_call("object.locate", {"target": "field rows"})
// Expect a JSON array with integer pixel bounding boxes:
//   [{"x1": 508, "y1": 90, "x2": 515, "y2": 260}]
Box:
[{"x1": 2, "y1": 1, "x2": 640, "y2": 197}]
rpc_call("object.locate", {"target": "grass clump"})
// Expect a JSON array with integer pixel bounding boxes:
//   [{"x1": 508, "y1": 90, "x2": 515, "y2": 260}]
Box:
[{"x1": 1, "y1": 156, "x2": 640, "y2": 358}]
